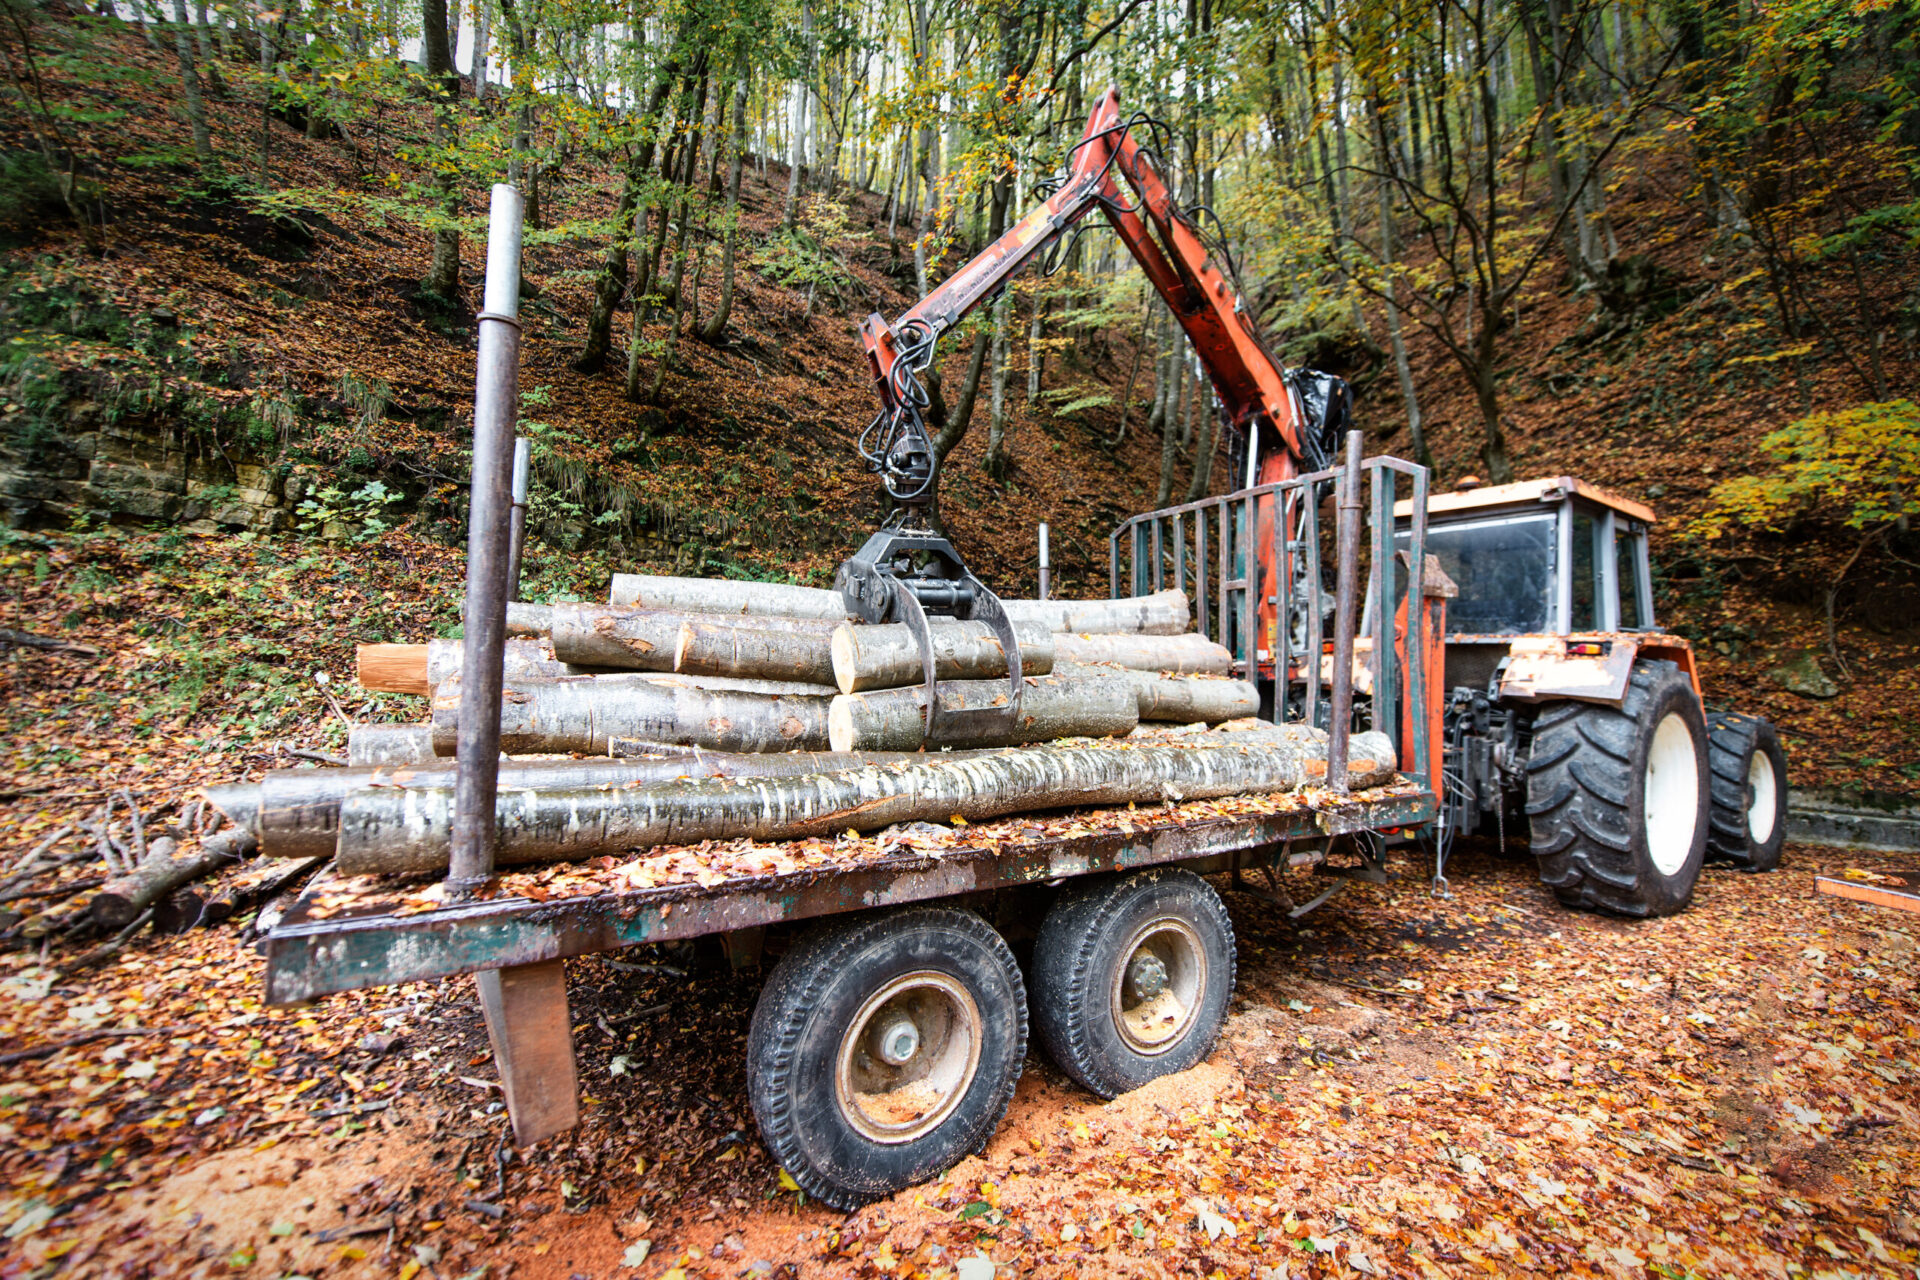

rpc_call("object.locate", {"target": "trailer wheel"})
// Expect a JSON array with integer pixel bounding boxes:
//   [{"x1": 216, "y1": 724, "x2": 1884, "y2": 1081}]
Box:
[
  {"x1": 1525, "y1": 659, "x2": 1708, "y2": 917},
  {"x1": 1705, "y1": 712, "x2": 1788, "y2": 873},
  {"x1": 746, "y1": 907, "x2": 1026, "y2": 1210},
  {"x1": 1031, "y1": 868, "x2": 1236, "y2": 1099}
]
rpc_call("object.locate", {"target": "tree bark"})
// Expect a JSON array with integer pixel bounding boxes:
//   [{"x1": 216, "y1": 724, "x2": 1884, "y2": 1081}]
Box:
[
  {"x1": 168, "y1": 0, "x2": 215, "y2": 164},
  {"x1": 506, "y1": 602, "x2": 554, "y2": 635},
  {"x1": 1112, "y1": 670, "x2": 1260, "y2": 722},
  {"x1": 347, "y1": 724, "x2": 437, "y2": 766},
  {"x1": 335, "y1": 731, "x2": 1400, "y2": 875},
  {"x1": 831, "y1": 622, "x2": 1056, "y2": 693},
  {"x1": 608, "y1": 575, "x2": 1189, "y2": 634},
  {"x1": 432, "y1": 674, "x2": 832, "y2": 755},
  {"x1": 547, "y1": 605, "x2": 838, "y2": 667},
  {"x1": 1053, "y1": 632, "x2": 1232, "y2": 674},
  {"x1": 608, "y1": 573, "x2": 852, "y2": 618},
  {"x1": 1001, "y1": 589, "x2": 1190, "y2": 636},
  {"x1": 209, "y1": 751, "x2": 994, "y2": 859},
  {"x1": 828, "y1": 673, "x2": 1137, "y2": 752},
  {"x1": 420, "y1": 0, "x2": 461, "y2": 301},
  {"x1": 200, "y1": 855, "x2": 328, "y2": 925},
  {"x1": 697, "y1": 60, "x2": 750, "y2": 344}
]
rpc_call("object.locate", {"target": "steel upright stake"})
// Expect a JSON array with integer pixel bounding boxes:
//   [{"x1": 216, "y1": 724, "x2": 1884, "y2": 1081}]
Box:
[
  {"x1": 1326, "y1": 430, "x2": 1363, "y2": 794},
  {"x1": 505, "y1": 437, "x2": 531, "y2": 602},
  {"x1": 447, "y1": 183, "x2": 525, "y2": 896},
  {"x1": 1038, "y1": 523, "x2": 1050, "y2": 601}
]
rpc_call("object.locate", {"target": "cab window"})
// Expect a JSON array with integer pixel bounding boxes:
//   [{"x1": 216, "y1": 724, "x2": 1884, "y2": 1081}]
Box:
[
  {"x1": 1617, "y1": 527, "x2": 1647, "y2": 629},
  {"x1": 1569, "y1": 509, "x2": 1601, "y2": 632}
]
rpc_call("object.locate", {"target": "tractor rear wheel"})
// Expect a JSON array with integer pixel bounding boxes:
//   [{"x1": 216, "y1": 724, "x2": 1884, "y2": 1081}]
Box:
[
  {"x1": 1705, "y1": 712, "x2": 1788, "y2": 872},
  {"x1": 1525, "y1": 660, "x2": 1709, "y2": 917}
]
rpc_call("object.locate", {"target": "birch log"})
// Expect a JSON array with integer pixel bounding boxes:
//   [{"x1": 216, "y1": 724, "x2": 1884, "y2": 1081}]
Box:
[
  {"x1": 505, "y1": 603, "x2": 553, "y2": 636},
  {"x1": 1053, "y1": 632, "x2": 1232, "y2": 674},
  {"x1": 609, "y1": 573, "x2": 851, "y2": 619},
  {"x1": 548, "y1": 604, "x2": 837, "y2": 672},
  {"x1": 1001, "y1": 589, "x2": 1189, "y2": 636},
  {"x1": 609, "y1": 573, "x2": 1189, "y2": 635},
  {"x1": 431, "y1": 674, "x2": 832, "y2": 755},
  {"x1": 359, "y1": 637, "x2": 585, "y2": 694},
  {"x1": 206, "y1": 749, "x2": 995, "y2": 859},
  {"x1": 828, "y1": 673, "x2": 1138, "y2": 753},
  {"x1": 672, "y1": 620, "x2": 840, "y2": 685},
  {"x1": 830, "y1": 621, "x2": 1056, "y2": 693},
  {"x1": 347, "y1": 724, "x2": 438, "y2": 766},
  {"x1": 335, "y1": 731, "x2": 1402, "y2": 875},
  {"x1": 1092, "y1": 668, "x2": 1262, "y2": 722}
]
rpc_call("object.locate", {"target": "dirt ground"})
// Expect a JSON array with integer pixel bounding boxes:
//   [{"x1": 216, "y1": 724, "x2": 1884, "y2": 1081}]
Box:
[{"x1": 3, "y1": 837, "x2": 1917, "y2": 1279}]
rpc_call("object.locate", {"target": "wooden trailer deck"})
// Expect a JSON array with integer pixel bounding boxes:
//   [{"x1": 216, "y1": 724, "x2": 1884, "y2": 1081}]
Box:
[{"x1": 263, "y1": 777, "x2": 1435, "y2": 1006}]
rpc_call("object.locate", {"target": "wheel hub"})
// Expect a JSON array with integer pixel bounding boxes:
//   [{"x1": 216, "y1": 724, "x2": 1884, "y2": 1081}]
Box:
[
  {"x1": 834, "y1": 971, "x2": 983, "y2": 1145},
  {"x1": 874, "y1": 1015, "x2": 921, "y2": 1066},
  {"x1": 1126, "y1": 950, "x2": 1169, "y2": 1001}
]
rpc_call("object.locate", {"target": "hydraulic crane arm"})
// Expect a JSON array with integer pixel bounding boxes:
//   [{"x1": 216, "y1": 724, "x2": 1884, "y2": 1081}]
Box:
[{"x1": 857, "y1": 87, "x2": 1315, "y2": 508}]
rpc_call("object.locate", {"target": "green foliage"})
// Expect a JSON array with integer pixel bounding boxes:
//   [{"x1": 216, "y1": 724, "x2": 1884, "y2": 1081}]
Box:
[
  {"x1": 295, "y1": 479, "x2": 405, "y2": 542},
  {"x1": 1694, "y1": 401, "x2": 1920, "y2": 539},
  {"x1": 751, "y1": 196, "x2": 852, "y2": 295}
]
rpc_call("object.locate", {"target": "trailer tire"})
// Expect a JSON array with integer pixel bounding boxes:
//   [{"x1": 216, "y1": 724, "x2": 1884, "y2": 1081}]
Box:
[
  {"x1": 1704, "y1": 712, "x2": 1787, "y2": 872},
  {"x1": 746, "y1": 907, "x2": 1026, "y2": 1210},
  {"x1": 1525, "y1": 660, "x2": 1708, "y2": 917},
  {"x1": 1031, "y1": 868, "x2": 1236, "y2": 1099}
]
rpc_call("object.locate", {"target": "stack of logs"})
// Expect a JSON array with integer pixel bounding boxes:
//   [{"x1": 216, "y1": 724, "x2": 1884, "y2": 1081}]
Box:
[{"x1": 201, "y1": 575, "x2": 1398, "y2": 877}]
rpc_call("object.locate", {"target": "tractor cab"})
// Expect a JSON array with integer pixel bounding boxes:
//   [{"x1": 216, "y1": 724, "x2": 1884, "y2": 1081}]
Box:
[{"x1": 1392, "y1": 476, "x2": 1682, "y2": 704}]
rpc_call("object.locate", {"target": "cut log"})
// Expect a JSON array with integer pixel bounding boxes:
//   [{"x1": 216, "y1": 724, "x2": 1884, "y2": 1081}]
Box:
[
  {"x1": 829, "y1": 622, "x2": 1055, "y2": 694},
  {"x1": 431, "y1": 674, "x2": 832, "y2": 756},
  {"x1": 205, "y1": 751, "x2": 1002, "y2": 859},
  {"x1": 505, "y1": 603, "x2": 553, "y2": 636},
  {"x1": 550, "y1": 605, "x2": 839, "y2": 673},
  {"x1": 90, "y1": 832, "x2": 250, "y2": 930},
  {"x1": 828, "y1": 673, "x2": 1138, "y2": 753},
  {"x1": 428, "y1": 636, "x2": 596, "y2": 686},
  {"x1": 202, "y1": 855, "x2": 329, "y2": 924},
  {"x1": 357, "y1": 644, "x2": 432, "y2": 695},
  {"x1": 1000, "y1": 589, "x2": 1190, "y2": 636},
  {"x1": 347, "y1": 724, "x2": 438, "y2": 766},
  {"x1": 335, "y1": 730, "x2": 1401, "y2": 875},
  {"x1": 1068, "y1": 667, "x2": 1261, "y2": 723},
  {"x1": 672, "y1": 620, "x2": 843, "y2": 685},
  {"x1": 1053, "y1": 632, "x2": 1233, "y2": 674},
  {"x1": 609, "y1": 574, "x2": 852, "y2": 619},
  {"x1": 608, "y1": 574, "x2": 1186, "y2": 636}
]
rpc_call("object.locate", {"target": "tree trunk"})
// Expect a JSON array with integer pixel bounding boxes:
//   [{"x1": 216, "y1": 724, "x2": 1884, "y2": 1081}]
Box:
[
  {"x1": 168, "y1": 0, "x2": 215, "y2": 164},
  {"x1": 984, "y1": 289, "x2": 1012, "y2": 477},
  {"x1": 830, "y1": 622, "x2": 1056, "y2": 693},
  {"x1": 210, "y1": 751, "x2": 991, "y2": 860},
  {"x1": 697, "y1": 61, "x2": 750, "y2": 344},
  {"x1": 829, "y1": 673, "x2": 1138, "y2": 752},
  {"x1": 932, "y1": 175, "x2": 1010, "y2": 463},
  {"x1": 335, "y1": 732, "x2": 1399, "y2": 875},
  {"x1": 1184, "y1": 397, "x2": 1216, "y2": 501},
  {"x1": 1053, "y1": 632, "x2": 1232, "y2": 674},
  {"x1": 420, "y1": 0, "x2": 460, "y2": 301},
  {"x1": 506, "y1": 602, "x2": 555, "y2": 634},
  {"x1": 431, "y1": 674, "x2": 832, "y2": 755},
  {"x1": 781, "y1": 2, "x2": 812, "y2": 228},
  {"x1": 672, "y1": 620, "x2": 840, "y2": 685}
]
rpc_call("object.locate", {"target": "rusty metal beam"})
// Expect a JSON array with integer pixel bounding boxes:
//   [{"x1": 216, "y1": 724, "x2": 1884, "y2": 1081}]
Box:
[{"x1": 265, "y1": 790, "x2": 1434, "y2": 1005}]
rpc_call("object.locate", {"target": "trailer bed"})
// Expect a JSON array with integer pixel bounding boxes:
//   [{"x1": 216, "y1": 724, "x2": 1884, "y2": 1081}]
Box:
[{"x1": 264, "y1": 778, "x2": 1434, "y2": 1004}]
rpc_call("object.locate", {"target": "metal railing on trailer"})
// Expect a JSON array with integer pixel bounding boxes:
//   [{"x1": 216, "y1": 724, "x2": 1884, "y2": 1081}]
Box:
[{"x1": 1109, "y1": 439, "x2": 1434, "y2": 792}]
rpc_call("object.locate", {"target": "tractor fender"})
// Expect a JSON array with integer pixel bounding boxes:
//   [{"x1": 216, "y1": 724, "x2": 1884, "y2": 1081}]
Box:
[{"x1": 1496, "y1": 634, "x2": 1700, "y2": 706}]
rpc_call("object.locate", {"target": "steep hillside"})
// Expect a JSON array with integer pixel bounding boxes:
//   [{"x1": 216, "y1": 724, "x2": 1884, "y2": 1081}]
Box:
[{"x1": 3, "y1": 21, "x2": 1917, "y2": 802}]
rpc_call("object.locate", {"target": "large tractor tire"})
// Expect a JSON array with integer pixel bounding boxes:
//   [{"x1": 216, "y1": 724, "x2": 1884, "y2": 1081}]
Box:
[
  {"x1": 1525, "y1": 659, "x2": 1709, "y2": 917},
  {"x1": 1705, "y1": 712, "x2": 1788, "y2": 872}
]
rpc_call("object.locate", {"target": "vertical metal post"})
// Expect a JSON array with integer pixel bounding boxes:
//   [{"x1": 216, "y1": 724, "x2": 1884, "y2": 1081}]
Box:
[
  {"x1": 1037, "y1": 522, "x2": 1050, "y2": 600},
  {"x1": 1271, "y1": 484, "x2": 1289, "y2": 724},
  {"x1": 1194, "y1": 505, "x2": 1209, "y2": 642},
  {"x1": 505, "y1": 437, "x2": 531, "y2": 603},
  {"x1": 1369, "y1": 464, "x2": 1397, "y2": 758},
  {"x1": 1304, "y1": 476, "x2": 1325, "y2": 733},
  {"x1": 1241, "y1": 492, "x2": 1257, "y2": 680},
  {"x1": 447, "y1": 183, "x2": 524, "y2": 896},
  {"x1": 1327, "y1": 431, "x2": 1364, "y2": 794}
]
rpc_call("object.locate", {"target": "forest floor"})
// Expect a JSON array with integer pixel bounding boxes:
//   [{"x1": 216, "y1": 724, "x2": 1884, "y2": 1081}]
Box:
[
  {"x1": 2, "y1": 835, "x2": 1916, "y2": 1279},
  {"x1": 5, "y1": 20, "x2": 1920, "y2": 1280}
]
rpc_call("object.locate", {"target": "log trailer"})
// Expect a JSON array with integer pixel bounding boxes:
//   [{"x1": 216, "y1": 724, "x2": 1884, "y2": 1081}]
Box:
[{"x1": 257, "y1": 90, "x2": 1784, "y2": 1211}]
